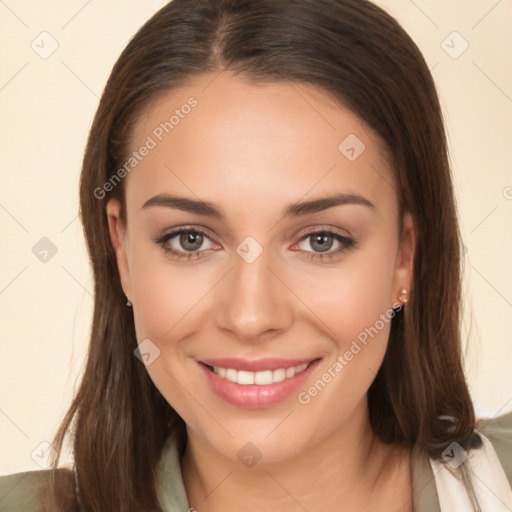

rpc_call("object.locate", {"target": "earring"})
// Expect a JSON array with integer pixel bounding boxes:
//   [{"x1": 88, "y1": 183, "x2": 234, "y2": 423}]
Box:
[
  {"x1": 125, "y1": 295, "x2": 132, "y2": 307},
  {"x1": 397, "y1": 288, "x2": 408, "y2": 305}
]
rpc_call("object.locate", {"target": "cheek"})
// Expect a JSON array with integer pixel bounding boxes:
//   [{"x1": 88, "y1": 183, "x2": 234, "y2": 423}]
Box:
[
  {"x1": 290, "y1": 237, "x2": 398, "y2": 413},
  {"x1": 127, "y1": 242, "x2": 215, "y2": 422},
  {"x1": 128, "y1": 240, "x2": 215, "y2": 342},
  {"x1": 292, "y1": 253, "x2": 396, "y2": 431},
  {"x1": 301, "y1": 242, "x2": 397, "y2": 349}
]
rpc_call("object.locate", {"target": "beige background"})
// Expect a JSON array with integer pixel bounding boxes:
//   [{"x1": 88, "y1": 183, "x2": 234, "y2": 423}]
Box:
[{"x1": 0, "y1": 0, "x2": 511, "y2": 474}]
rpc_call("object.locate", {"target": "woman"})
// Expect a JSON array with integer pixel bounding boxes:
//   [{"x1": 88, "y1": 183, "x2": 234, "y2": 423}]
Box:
[{"x1": 1, "y1": 0, "x2": 511, "y2": 511}]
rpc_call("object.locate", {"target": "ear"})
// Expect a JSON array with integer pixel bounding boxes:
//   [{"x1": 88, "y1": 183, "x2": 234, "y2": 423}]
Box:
[
  {"x1": 391, "y1": 211, "x2": 416, "y2": 306},
  {"x1": 106, "y1": 199, "x2": 132, "y2": 300}
]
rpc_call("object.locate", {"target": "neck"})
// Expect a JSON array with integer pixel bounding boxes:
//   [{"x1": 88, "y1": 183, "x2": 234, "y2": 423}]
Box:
[{"x1": 181, "y1": 400, "x2": 413, "y2": 512}]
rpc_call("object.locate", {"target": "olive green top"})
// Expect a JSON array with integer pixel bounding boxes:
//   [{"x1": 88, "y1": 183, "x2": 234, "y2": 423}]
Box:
[{"x1": 1, "y1": 413, "x2": 511, "y2": 511}]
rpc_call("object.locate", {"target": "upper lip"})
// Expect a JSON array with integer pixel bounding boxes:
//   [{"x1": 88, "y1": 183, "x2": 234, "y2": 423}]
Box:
[{"x1": 199, "y1": 357, "x2": 318, "y2": 372}]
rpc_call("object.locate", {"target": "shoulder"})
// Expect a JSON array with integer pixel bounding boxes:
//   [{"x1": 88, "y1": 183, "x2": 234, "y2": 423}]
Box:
[
  {"x1": 0, "y1": 468, "x2": 75, "y2": 512},
  {"x1": 476, "y1": 411, "x2": 512, "y2": 486},
  {"x1": 0, "y1": 469, "x2": 48, "y2": 511}
]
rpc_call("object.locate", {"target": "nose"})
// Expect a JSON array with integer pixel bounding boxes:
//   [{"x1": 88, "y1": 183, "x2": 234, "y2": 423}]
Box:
[{"x1": 213, "y1": 248, "x2": 294, "y2": 343}]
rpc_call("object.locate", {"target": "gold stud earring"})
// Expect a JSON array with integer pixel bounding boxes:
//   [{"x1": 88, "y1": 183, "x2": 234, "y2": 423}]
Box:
[{"x1": 398, "y1": 288, "x2": 408, "y2": 305}]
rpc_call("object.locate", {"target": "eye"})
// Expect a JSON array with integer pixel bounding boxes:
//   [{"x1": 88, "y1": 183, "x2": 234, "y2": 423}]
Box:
[
  {"x1": 154, "y1": 226, "x2": 357, "y2": 263},
  {"x1": 292, "y1": 228, "x2": 357, "y2": 262},
  {"x1": 154, "y1": 227, "x2": 218, "y2": 261}
]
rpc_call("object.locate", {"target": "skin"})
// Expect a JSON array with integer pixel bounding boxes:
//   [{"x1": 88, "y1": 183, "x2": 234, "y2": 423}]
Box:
[{"x1": 107, "y1": 71, "x2": 416, "y2": 511}]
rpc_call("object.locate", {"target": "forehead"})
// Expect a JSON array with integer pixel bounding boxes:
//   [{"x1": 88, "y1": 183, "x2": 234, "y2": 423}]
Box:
[{"x1": 125, "y1": 71, "x2": 396, "y2": 215}]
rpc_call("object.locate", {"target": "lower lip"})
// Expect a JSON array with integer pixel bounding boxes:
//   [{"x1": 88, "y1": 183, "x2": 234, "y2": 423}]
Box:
[{"x1": 198, "y1": 359, "x2": 321, "y2": 409}]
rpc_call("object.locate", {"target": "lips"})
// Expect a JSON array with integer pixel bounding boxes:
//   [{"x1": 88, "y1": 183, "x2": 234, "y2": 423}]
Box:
[{"x1": 198, "y1": 357, "x2": 321, "y2": 409}]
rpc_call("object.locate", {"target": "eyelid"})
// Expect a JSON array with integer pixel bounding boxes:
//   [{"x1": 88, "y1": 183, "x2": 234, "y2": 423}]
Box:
[{"x1": 293, "y1": 224, "x2": 352, "y2": 241}]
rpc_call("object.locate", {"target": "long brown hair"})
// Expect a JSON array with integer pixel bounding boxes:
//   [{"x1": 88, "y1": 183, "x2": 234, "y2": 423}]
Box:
[{"x1": 44, "y1": 0, "x2": 478, "y2": 510}]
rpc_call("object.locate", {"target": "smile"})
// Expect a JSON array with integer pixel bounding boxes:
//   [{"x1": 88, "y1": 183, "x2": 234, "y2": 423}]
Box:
[
  {"x1": 208, "y1": 363, "x2": 309, "y2": 385},
  {"x1": 198, "y1": 357, "x2": 321, "y2": 409}
]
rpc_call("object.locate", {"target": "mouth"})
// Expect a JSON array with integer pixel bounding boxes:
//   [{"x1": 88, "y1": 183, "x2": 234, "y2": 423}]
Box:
[
  {"x1": 203, "y1": 361, "x2": 310, "y2": 385},
  {"x1": 197, "y1": 357, "x2": 322, "y2": 409}
]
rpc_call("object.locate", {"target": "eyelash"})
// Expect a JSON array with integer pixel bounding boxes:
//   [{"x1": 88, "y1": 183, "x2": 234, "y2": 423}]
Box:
[{"x1": 154, "y1": 226, "x2": 357, "y2": 263}]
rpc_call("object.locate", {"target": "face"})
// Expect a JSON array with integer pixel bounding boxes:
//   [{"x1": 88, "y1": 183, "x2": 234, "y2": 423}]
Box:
[{"x1": 107, "y1": 71, "x2": 415, "y2": 465}]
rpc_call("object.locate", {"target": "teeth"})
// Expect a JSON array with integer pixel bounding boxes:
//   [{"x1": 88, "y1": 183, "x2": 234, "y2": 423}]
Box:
[
  {"x1": 255, "y1": 370, "x2": 272, "y2": 385},
  {"x1": 237, "y1": 370, "x2": 254, "y2": 385},
  {"x1": 226, "y1": 368, "x2": 237, "y2": 382},
  {"x1": 272, "y1": 368, "x2": 286, "y2": 382},
  {"x1": 285, "y1": 367, "x2": 295, "y2": 378},
  {"x1": 212, "y1": 362, "x2": 309, "y2": 385}
]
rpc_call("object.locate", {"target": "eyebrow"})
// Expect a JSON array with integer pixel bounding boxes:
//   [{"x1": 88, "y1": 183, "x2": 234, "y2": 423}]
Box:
[{"x1": 142, "y1": 192, "x2": 375, "y2": 218}]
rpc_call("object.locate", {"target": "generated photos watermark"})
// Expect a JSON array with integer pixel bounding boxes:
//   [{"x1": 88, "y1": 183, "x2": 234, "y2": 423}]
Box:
[
  {"x1": 93, "y1": 97, "x2": 198, "y2": 200},
  {"x1": 297, "y1": 302, "x2": 403, "y2": 405}
]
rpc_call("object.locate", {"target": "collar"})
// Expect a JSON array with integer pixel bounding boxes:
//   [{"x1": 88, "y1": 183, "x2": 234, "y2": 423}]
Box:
[
  {"x1": 156, "y1": 431, "x2": 190, "y2": 511},
  {"x1": 411, "y1": 444, "x2": 442, "y2": 511}
]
